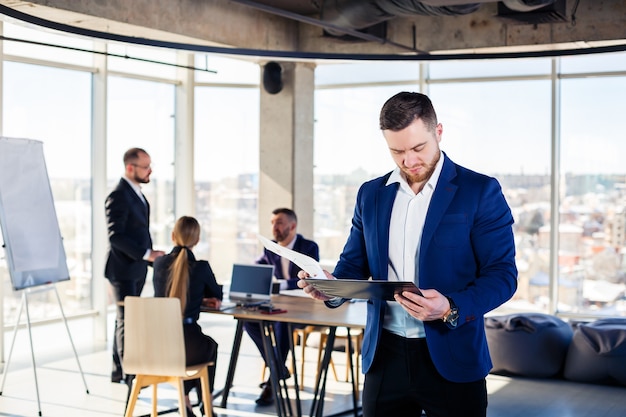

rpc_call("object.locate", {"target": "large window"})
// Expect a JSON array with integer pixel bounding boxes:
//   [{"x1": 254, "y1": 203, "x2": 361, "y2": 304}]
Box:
[
  {"x1": 314, "y1": 61, "x2": 420, "y2": 267},
  {"x1": 2, "y1": 62, "x2": 92, "y2": 322},
  {"x1": 0, "y1": 22, "x2": 262, "y2": 328},
  {"x1": 313, "y1": 86, "x2": 410, "y2": 266},
  {"x1": 559, "y1": 75, "x2": 626, "y2": 316},
  {"x1": 430, "y1": 78, "x2": 552, "y2": 313},
  {"x1": 2, "y1": 19, "x2": 625, "y2": 329},
  {"x1": 106, "y1": 76, "x2": 176, "y2": 295},
  {"x1": 194, "y1": 56, "x2": 260, "y2": 283},
  {"x1": 313, "y1": 54, "x2": 626, "y2": 318}
]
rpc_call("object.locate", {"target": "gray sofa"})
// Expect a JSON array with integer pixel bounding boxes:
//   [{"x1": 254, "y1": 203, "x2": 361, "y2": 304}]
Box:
[{"x1": 486, "y1": 314, "x2": 626, "y2": 386}]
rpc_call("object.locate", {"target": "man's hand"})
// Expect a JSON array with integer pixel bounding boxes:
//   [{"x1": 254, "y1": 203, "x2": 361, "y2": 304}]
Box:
[
  {"x1": 296, "y1": 269, "x2": 335, "y2": 301},
  {"x1": 393, "y1": 288, "x2": 450, "y2": 322},
  {"x1": 202, "y1": 297, "x2": 222, "y2": 310},
  {"x1": 147, "y1": 249, "x2": 165, "y2": 262}
]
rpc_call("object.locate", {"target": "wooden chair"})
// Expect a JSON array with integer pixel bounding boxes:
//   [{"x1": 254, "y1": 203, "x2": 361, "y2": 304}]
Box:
[
  {"x1": 292, "y1": 325, "x2": 329, "y2": 381},
  {"x1": 122, "y1": 296, "x2": 213, "y2": 417}
]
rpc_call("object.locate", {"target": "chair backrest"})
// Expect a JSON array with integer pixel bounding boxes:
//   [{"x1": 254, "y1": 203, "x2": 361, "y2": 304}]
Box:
[{"x1": 122, "y1": 296, "x2": 187, "y2": 377}]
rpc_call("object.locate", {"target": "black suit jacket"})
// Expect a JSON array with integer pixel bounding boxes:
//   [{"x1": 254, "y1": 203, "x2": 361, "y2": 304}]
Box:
[
  {"x1": 153, "y1": 247, "x2": 224, "y2": 321},
  {"x1": 104, "y1": 178, "x2": 152, "y2": 283}
]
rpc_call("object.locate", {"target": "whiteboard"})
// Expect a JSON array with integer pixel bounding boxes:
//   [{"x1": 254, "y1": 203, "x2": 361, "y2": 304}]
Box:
[{"x1": 0, "y1": 137, "x2": 69, "y2": 290}]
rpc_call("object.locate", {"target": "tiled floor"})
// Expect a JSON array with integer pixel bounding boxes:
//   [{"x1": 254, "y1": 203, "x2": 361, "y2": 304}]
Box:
[{"x1": 1, "y1": 310, "x2": 626, "y2": 417}]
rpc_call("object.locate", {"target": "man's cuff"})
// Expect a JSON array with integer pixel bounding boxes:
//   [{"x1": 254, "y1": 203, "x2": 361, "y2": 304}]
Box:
[
  {"x1": 324, "y1": 297, "x2": 345, "y2": 308},
  {"x1": 142, "y1": 249, "x2": 151, "y2": 260}
]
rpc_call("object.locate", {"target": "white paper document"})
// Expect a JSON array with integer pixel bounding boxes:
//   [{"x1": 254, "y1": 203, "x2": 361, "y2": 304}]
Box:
[
  {"x1": 258, "y1": 234, "x2": 325, "y2": 278},
  {"x1": 279, "y1": 288, "x2": 310, "y2": 298}
]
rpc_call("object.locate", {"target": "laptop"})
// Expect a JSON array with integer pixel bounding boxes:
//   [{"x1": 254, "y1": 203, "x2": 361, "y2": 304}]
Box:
[{"x1": 222, "y1": 263, "x2": 275, "y2": 309}]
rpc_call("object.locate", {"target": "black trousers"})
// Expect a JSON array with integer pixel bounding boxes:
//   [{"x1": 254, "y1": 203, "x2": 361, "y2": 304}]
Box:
[
  {"x1": 110, "y1": 277, "x2": 145, "y2": 381},
  {"x1": 362, "y1": 330, "x2": 487, "y2": 417},
  {"x1": 183, "y1": 322, "x2": 218, "y2": 395}
]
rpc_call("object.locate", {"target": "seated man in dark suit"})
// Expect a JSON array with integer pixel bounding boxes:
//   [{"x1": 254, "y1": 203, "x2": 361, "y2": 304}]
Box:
[{"x1": 244, "y1": 207, "x2": 319, "y2": 405}]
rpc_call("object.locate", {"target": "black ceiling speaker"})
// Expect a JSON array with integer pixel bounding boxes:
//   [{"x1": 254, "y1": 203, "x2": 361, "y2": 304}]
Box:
[{"x1": 263, "y1": 61, "x2": 283, "y2": 94}]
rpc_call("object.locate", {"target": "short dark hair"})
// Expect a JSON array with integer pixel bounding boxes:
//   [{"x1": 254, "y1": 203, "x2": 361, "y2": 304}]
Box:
[
  {"x1": 379, "y1": 92, "x2": 438, "y2": 132},
  {"x1": 272, "y1": 207, "x2": 297, "y2": 223},
  {"x1": 123, "y1": 147, "x2": 148, "y2": 166}
]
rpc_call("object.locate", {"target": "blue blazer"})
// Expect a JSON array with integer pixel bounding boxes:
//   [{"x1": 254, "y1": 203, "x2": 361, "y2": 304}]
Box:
[
  {"x1": 257, "y1": 234, "x2": 319, "y2": 290},
  {"x1": 332, "y1": 153, "x2": 518, "y2": 383}
]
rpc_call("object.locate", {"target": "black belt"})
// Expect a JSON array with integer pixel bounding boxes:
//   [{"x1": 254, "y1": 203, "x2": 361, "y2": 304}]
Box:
[{"x1": 183, "y1": 317, "x2": 194, "y2": 324}]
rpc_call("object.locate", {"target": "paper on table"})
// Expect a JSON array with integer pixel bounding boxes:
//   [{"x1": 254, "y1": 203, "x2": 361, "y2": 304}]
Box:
[
  {"x1": 258, "y1": 234, "x2": 325, "y2": 278},
  {"x1": 279, "y1": 288, "x2": 310, "y2": 298}
]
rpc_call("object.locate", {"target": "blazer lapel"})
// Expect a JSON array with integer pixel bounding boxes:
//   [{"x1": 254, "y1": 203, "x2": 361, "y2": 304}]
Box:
[
  {"x1": 420, "y1": 155, "x2": 458, "y2": 263},
  {"x1": 375, "y1": 180, "x2": 398, "y2": 281},
  {"x1": 121, "y1": 179, "x2": 150, "y2": 221},
  {"x1": 142, "y1": 193, "x2": 150, "y2": 218}
]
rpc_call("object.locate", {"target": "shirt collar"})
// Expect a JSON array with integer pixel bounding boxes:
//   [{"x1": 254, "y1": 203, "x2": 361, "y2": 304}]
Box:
[
  {"x1": 283, "y1": 234, "x2": 297, "y2": 250},
  {"x1": 122, "y1": 176, "x2": 147, "y2": 205},
  {"x1": 122, "y1": 176, "x2": 143, "y2": 194}
]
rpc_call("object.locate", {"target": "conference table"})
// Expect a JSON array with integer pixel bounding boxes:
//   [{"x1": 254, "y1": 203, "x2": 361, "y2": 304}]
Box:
[{"x1": 203, "y1": 293, "x2": 367, "y2": 417}]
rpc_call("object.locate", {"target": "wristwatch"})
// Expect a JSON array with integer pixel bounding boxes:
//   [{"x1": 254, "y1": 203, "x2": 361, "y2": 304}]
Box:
[{"x1": 442, "y1": 296, "x2": 459, "y2": 328}]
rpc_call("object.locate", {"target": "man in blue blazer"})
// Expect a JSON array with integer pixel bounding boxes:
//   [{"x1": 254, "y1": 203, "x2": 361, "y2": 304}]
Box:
[
  {"x1": 246, "y1": 207, "x2": 319, "y2": 405},
  {"x1": 299, "y1": 92, "x2": 517, "y2": 417},
  {"x1": 105, "y1": 148, "x2": 164, "y2": 383}
]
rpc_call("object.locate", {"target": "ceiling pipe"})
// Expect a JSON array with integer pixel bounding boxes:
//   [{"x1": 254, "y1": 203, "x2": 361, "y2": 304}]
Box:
[
  {"x1": 231, "y1": 0, "x2": 428, "y2": 53},
  {"x1": 321, "y1": 0, "x2": 482, "y2": 36},
  {"x1": 502, "y1": 0, "x2": 558, "y2": 12},
  {"x1": 321, "y1": 0, "x2": 557, "y2": 37}
]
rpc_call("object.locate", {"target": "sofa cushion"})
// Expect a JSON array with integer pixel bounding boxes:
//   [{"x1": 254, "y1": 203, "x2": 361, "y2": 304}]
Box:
[
  {"x1": 563, "y1": 318, "x2": 626, "y2": 386},
  {"x1": 486, "y1": 313, "x2": 573, "y2": 378}
]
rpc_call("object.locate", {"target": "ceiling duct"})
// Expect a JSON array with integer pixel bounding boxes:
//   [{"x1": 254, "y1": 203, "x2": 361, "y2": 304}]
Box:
[
  {"x1": 320, "y1": 0, "x2": 482, "y2": 37},
  {"x1": 501, "y1": 0, "x2": 560, "y2": 12},
  {"x1": 497, "y1": 0, "x2": 566, "y2": 24},
  {"x1": 319, "y1": 0, "x2": 560, "y2": 37}
]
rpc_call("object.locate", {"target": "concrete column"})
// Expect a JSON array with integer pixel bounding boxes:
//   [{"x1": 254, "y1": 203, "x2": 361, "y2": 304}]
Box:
[
  {"x1": 174, "y1": 51, "x2": 195, "y2": 218},
  {"x1": 259, "y1": 61, "x2": 315, "y2": 239}
]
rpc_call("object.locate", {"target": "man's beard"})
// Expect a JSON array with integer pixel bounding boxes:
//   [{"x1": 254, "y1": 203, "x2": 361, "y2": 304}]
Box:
[
  {"x1": 273, "y1": 228, "x2": 289, "y2": 243},
  {"x1": 404, "y1": 151, "x2": 440, "y2": 186},
  {"x1": 133, "y1": 173, "x2": 150, "y2": 184}
]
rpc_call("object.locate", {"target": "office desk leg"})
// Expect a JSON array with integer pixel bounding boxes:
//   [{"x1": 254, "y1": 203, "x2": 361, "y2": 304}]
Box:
[
  {"x1": 217, "y1": 319, "x2": 244, "y2": 408},
  {"x1": 261, "y1": 321, "x2": 292, "y2": 417},
  {"x1": 287, "y1": 323, "x2": 302, "y2": 417},
  {"x1": 345, "y1": 328, "x2": 359, "y2": 417},
  {"x1": 311, "y1": 327, "x2": 361, "y2": 417},
  {"x1": 310, "y1": 326, "x2": 336, "y2": 417}
]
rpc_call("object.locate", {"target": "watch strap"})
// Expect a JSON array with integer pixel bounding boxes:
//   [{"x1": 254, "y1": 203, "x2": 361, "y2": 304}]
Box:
[{"x1": 443, "y1": 296, "x2": 459, "y2": 328}]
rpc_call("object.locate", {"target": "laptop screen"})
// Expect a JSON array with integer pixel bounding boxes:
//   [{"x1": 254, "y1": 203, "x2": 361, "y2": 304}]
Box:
[{"x1": 228, "y1": 263, "x2": 275, "y2": 304}]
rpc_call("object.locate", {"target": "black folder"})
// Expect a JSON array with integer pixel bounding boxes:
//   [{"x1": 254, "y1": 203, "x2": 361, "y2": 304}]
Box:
[{"x1": 303, "y1": 278, "x2": 422, "y2": 301}]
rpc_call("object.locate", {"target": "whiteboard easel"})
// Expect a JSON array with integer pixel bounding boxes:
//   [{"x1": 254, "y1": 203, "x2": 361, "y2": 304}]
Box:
[
  {"x1": 0, "y1": 137, "x2": 90, "y2": 415},
  {"x1": 0, "y1": 284, "x2": 89, "y2": 416}
]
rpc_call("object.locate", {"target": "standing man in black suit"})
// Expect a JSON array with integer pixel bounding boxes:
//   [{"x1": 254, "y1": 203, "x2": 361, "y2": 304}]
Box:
[{"x1": 105, "y1": 147, "x2": 165, "y2": 383}]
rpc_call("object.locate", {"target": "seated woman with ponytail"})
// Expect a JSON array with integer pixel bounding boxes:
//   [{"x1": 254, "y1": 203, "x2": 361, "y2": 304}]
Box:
[{"x1": 153, "y1": 216, "x2": 223, "y2": 417}]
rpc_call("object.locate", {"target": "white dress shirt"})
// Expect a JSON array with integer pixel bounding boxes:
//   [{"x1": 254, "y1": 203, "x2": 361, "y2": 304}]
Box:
[
  {"x1": 383, "y1": 152, "x2": 443, "y2": 338},
  {"x1": 279, "y1": 235, "x2": 297, "y2": 290}
]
